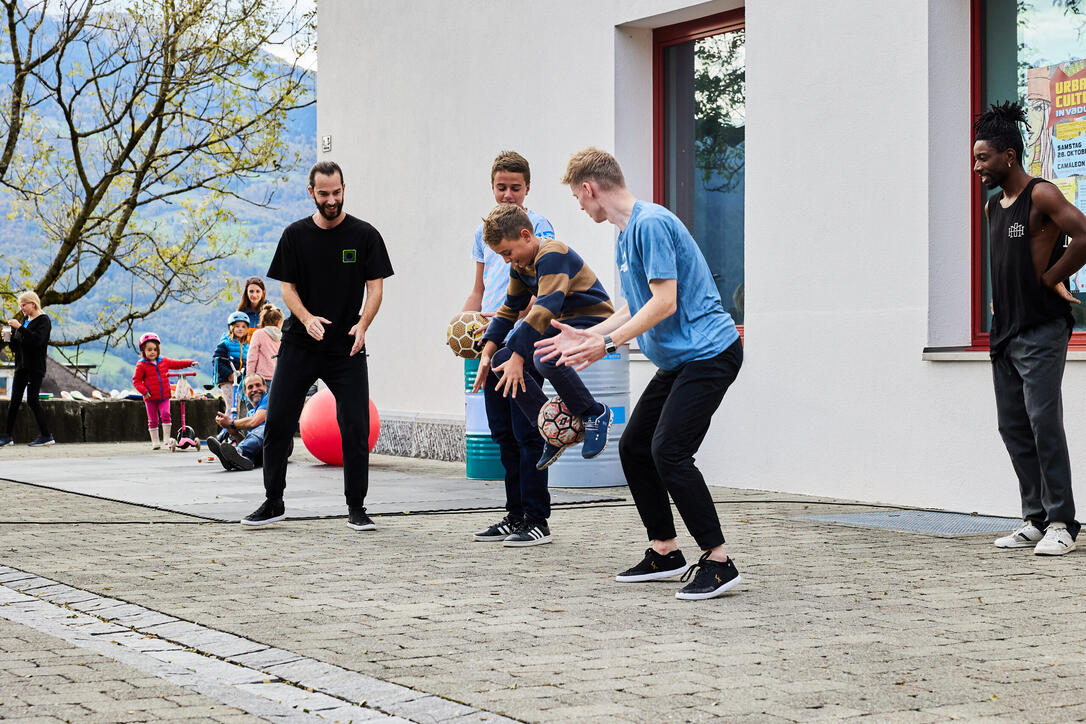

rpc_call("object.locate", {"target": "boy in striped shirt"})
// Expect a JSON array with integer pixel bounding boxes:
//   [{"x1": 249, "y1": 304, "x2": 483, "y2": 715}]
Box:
[{"x1": 473, "y1": 204, "x2": 615, "y2": 543}]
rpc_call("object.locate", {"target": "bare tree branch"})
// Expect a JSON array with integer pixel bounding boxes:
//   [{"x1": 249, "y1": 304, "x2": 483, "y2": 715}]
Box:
[{"x1": 0, "y1": 0, "x2": 314, "y2": 348}]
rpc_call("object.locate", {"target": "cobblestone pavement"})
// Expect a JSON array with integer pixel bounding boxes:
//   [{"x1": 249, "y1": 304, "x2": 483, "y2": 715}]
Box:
[
  {"x1": 0, "y1": 617, "x2": 265, "y2": 723},
  {"x1": 2, "y1": 443, "x2": 1086, "y2": 722}
]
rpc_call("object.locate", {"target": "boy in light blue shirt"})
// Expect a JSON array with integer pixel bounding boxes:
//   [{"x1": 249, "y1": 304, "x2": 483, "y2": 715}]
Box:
[
  {"x1": 462, "y1": 151, "x2": 557, "y2": 547},
  {"x1": 537, "y1": 148, "x2": 744, "y2": 600}
]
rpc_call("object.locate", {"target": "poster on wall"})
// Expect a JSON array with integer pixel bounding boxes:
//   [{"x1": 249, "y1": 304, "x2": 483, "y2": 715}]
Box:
[{"x1": 1024, "y1": 58, "x2": 1086, "y2": 291}]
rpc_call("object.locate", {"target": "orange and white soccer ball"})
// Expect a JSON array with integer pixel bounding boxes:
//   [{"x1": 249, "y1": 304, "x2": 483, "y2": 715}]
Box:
[
  {"x1": 537, "y1": 396, "x2": 584, "y2": 447},
  {"x1": 446, "y1": 311, "x2": 486, "y2": 359}
]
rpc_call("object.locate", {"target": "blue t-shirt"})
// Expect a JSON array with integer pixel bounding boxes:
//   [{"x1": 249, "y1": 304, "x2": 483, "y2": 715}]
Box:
[
  {"x1": 247, "y1": 392, "x2": 269, "y2": 440},
  {"x1": 472, "y1": 208, "x2": 554, "y2": 314},
  {"x1": 617, "y1": 201, "x2": 738, "y2": 370}
]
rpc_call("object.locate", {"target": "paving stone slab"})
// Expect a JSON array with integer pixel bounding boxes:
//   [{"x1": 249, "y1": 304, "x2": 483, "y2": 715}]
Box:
[
  {"x1": 1, "y1": 567, "x2": 519, "y2": 723},
  {"x1": 230, "y1": 647, "x2": 305, "y2": 669},
  {"x1": 797, "y1": 510, "x2": 1019, "y2": 535},
  {"x1": 0, "y1": 453, "x2": 621, "y2": 522}
]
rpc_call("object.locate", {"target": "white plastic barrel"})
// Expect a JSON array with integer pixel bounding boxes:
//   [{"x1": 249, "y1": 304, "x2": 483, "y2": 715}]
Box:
[
  {"x1": 464, "y1": 358, "x2": 503, "y2": 480},
  {"x1": 543, "y1": 344, "x2": 630, "y2": 487}
]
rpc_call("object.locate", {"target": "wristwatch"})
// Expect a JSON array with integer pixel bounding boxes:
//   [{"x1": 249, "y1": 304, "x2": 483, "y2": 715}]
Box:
[{"x1": 603, "y1": 335, "x2": 617, "y2": 355}]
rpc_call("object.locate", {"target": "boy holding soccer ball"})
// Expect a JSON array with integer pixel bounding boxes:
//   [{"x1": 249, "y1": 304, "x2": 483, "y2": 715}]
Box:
[
  {"x1": 463, "y1": 152, "x2": 558, "y2": 546},
  {"x1": 473, "y1": 203, "x2": 615, "y2": 546}
]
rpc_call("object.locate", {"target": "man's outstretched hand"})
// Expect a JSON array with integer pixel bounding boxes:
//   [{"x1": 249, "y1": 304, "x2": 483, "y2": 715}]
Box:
[{"x1": 534, "y1": 320, "x2": 606, "y2": 371}]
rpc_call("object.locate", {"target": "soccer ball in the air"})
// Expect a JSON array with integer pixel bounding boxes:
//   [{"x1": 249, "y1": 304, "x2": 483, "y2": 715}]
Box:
[
  {"x1": 537, "y1": 396, "x2": 584, "y2": 447},
  {"x1": 446, "y1": 312, "x2": 486, "y2": 359}
]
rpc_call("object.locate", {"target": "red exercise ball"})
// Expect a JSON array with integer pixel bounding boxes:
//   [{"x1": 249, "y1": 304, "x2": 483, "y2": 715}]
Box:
[{"x1": 298, "y1": 388, "x2": 380, "y2": 466}]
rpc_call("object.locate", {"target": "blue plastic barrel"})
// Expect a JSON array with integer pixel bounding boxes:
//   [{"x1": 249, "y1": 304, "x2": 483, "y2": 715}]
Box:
[
  {"x1": 544, "y1": 345, "x2": 630, "y2": 487},
  {"x1": 464, "y1": 358, "x2": 504, "y2": 480}
]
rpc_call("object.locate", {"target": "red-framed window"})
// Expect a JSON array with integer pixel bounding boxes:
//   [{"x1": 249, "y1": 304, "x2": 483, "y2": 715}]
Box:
[
  {"x1": 653, "y1": 9, "x2": 746, "y2": 333},
  {"x1": 972, "y1": 0, "x2": 1086, "y2": 348}
]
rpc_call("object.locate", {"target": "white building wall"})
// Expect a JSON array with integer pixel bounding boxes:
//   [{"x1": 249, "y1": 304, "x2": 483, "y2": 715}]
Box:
[{"x1": 319, "y1": 0, "x2": 1085, "y2": 516}]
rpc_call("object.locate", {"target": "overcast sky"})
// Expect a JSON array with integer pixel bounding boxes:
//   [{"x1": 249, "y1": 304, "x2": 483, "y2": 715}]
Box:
[{"x1": 265, "y1": 0, "x2": 317, "y2": 71}]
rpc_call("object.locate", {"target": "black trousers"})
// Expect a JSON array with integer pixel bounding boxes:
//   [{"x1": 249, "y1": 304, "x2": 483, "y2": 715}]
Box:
[
  {"x1": 262, "y1": 341, "x2": 369, "y2": 508},
  {"x1": 992, "y1": 318, "x2": 1079, "y2": 538},
  {"x1": 618, "y1": 339, "x2": 742, "y2": 551},
  {"x1": 6, "y1": 369, "x2": 49, "y2": 437}
]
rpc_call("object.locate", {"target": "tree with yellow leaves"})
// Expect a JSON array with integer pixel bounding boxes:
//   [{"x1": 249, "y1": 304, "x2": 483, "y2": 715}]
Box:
[{"x1": 0, "y1": 0, "x2": 313, "y2": 347}]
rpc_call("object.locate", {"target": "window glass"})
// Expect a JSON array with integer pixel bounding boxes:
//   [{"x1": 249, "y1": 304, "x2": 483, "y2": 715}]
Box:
[
  {"x1": 981, "y1": 0, "x2": 1086, "y2": 334},
  {"x1": 661, "y1": 27, "x2": 745, "y2": 324}
]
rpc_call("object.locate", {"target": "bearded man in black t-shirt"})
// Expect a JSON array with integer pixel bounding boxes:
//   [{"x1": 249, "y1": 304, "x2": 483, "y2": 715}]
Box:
[
  {"x1": 241, "y1": 161, "x2": 394, "y2": 530},
  {"x1": 974, "y1": 102, "x2": 1086, "y2": 555}
]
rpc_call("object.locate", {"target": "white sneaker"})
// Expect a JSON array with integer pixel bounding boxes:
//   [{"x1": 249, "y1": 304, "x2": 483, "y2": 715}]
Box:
[
  {"x1": 994, "y1": 522, "x2": 1044, "y2": 548},
  {"x1": 1034, "y1": 523, "x2": 1077, "y2": 556}
]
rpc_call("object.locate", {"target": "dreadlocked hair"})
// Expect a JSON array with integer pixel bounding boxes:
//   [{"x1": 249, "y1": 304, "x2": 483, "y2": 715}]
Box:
[{"x1": 974, "y1": 101, "x2": 1029, "y2": 162}]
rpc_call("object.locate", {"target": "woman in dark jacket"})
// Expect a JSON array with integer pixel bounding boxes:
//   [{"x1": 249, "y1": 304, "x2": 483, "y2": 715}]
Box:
[{"x1": 1, "y1": 291, "x2": 53, "y2": 446}]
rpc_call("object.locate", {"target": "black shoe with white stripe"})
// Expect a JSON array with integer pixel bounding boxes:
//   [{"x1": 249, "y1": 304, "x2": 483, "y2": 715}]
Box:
[
  {"x1": 473, "y1": 514, "x2": 521, "y2": 541},
  {"x1": 675, "y1": 552, "x2": 741, "y2": 600},
  {"x1": 503, "y1": 519, "x2": 551, "y2": 547},
  {"x1": 347, "y1": 507, "x2": 376, "y2": 531},
  {"x1": 615, "y1": 548, "x2": 689, "y2": 582},
  {"x1": 240, "y1": 498, "x2": 285, "y2": 526}
]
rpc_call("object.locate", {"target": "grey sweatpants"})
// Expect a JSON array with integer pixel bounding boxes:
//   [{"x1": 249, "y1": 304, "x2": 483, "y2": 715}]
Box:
[{"x1": 992, "y1": 317, "x2": 1078, "y2": 537}]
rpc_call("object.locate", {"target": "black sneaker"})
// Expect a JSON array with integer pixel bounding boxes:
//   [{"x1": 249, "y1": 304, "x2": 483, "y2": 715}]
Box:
[
  {"x1": 536, "y1": 441, "x2": 567, "y2": 470},
  {"x1": 28, "y1": 434, "x2": 55, "y2": 447},
  {"x1": 615, "y1": 548, "x2": 689, "y2": 582},
  {"x1": 240, "y1": 499, "x2": 285, "y2": 526},
  {"x1": 218, "y1": 441, "x2": 254, "y2": 471},
  {"x1": 503, "y1": 519, "x2": 551, "y2": 547},
  {"x1": 675, "y1": 552, "x2": 741, "y2": 600},
  {"x1": 0, "y1": 435, "x2": 13, "y2": 447},
  {"x1": 204, "y1": 437, "x2": 234, "y2": 471},
  {"x1": 347, "y1": 507, "x2": 376, "y2": 531},
  {"x1": 473, "y1": 514, "x2": 521, "y2": 541}
]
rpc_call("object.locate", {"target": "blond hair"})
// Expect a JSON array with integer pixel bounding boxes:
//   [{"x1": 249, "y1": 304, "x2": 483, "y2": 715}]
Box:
[
  {"x1": 16, "y1": 290, "x2": 41, "y2": 310},
  {"x1": 560, "y1": 147, "x2": 626, "y2": 190},
  {"x1": 482, "y1": 204, "x2": 533, "y2": 247}
]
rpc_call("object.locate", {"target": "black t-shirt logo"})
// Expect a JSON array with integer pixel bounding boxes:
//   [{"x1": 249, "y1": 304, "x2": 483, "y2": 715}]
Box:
[{"x1": 342, "y1": 249, "x2": 357, "y2": 263}]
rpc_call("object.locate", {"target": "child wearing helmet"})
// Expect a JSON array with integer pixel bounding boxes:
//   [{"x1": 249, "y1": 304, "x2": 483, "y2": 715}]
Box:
[
  {"x1": 213, "y1": 312, "x2": 250, "y2": 405},
  {"x1": 132, "y1": 333, "x2": 198, "y2": 450}
]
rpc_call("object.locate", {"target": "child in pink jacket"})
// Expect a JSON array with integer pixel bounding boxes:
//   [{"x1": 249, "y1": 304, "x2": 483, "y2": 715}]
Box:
[
  {"x1": 246, "y1": 304, "x2": 283, "y2": 386},
  {"x1": 132, "y1": 333, "x2": 197, "y2": 449}
]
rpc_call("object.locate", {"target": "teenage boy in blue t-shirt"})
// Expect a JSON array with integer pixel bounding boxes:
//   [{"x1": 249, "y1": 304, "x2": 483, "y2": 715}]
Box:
[
  {"x1": 536, "y1": 147, "x2": 744, "y2": 601},
  {"x1": 462, "y1": 151, "x2": 556, "y2": 546}
]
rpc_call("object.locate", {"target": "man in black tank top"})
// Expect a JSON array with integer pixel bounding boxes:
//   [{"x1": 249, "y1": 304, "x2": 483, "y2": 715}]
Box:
[{"x1": 974, "y1": 102, "x2": 1086, "y2": 555}]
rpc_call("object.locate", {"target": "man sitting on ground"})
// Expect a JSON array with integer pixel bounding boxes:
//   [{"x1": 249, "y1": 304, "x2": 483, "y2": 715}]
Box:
[{"x1": 206, "y1": 375, "x2": 268, "y2": 471}]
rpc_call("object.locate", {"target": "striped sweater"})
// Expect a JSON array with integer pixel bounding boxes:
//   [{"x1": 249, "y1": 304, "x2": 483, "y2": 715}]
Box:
[{"x1": 482, "y1": 239, "x2": 614, "y2": 360}]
